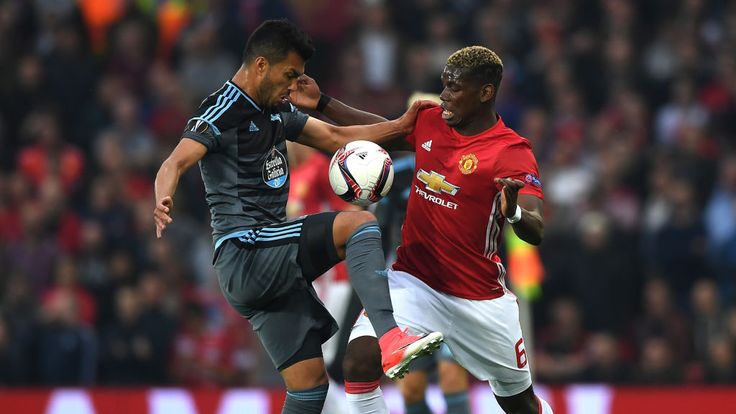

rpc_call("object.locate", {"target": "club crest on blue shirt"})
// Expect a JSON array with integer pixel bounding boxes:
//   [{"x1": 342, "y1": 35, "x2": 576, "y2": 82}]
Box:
[{"x1": 263, "y1": 147, "x2": 288, "y2": 188}]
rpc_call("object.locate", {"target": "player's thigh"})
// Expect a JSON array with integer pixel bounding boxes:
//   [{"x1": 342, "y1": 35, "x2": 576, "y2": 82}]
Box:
[
  {"x1": 348, "y1": 270, "x2": 447, "y2": 342},
  {"x1": 214, "y1": 237, "x2": 301, "y2": 309},
  {"x1": 247, "y1": 283, "x2": 338, "y2": 372},
  {"x1": 296, "y1": 212, "x2": 343, "y2": 281},
  {"x1": 445, "y1": 293, "x2": 532, "y2": 397}
]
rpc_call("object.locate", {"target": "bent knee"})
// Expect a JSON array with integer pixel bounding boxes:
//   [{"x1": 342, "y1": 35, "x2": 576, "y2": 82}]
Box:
[
  {"x1": 340, "y1": 210, "x2": 377, "y2": 231},
  {"x1": 343, "y1": 337, "x2": 382, "y2": 381}
]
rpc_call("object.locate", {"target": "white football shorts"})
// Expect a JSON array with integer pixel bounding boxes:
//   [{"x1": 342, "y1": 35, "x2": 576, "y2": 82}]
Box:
[{"x1": 349, "y1": 269, "x2": 532, "y2": 397}]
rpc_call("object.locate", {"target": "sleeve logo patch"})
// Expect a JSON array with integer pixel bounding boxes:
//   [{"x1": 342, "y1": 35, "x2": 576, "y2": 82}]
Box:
[
  {"x1": 524, "y1": 173, "x2": 542, "y2": 188},
  {"x1": 189, "y1": 119, "x2": 210, "y2": 134}
]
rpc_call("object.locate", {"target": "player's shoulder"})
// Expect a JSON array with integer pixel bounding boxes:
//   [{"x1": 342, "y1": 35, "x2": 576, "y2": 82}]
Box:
[
  {"x1": 496, "y1": 122, "x2": 533, "y2": 151},
  {"x1": 417, "y1": 106, "x2": 443, "y2": 123},
  {"x1": 191, "y1": 81, "x2": 259, "y2": 131}
]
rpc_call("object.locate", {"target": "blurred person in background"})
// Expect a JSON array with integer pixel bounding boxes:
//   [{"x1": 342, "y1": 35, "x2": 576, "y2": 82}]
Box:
[
  {"x1": 0, "y1": 316, "x2": 17, "y2": 384},
  {"x1": 690, "y1": 278, "x2": 728, "y2": 363},
  {"x1": 170, "y1": 301, "x2": 234, "y2": 386},
  {"x1": 580, "y1": 332, "x2": 630, "y2": 384},
  {"x1": 98, "y1": 285, "x2": 154, "y2": 384},
  {"x1": 633, "y1": 336, "x2": 684, "y2": 384},
  {"x1": 16, "y1": 108, "x2": 84, "y2": 194},
  {"x1": 704, "y1": 153, "x2": 736, "y2": 300},
  {"x1": 634, "y1": 278, "x2": 691, "y2": 362},
  {"x1": 396, "y1": 344, "x2": 472, "y2": 414},
  {"x1": 135, "y1": 271, "x2": 178, "y2": 384},
  {"x1": 154, "y1": 19, "x2": 439, "y2": 414},
  {"x1": 703, "y1": 336, "x2": 736, "y2": 384},
  {"x1": 535, "y1": 298, "x2": 588, "y2": 384},
  {"x1": 37, "y1": 290, "x2": 96, "y2": 385},
  {"x1": 0, "y1": 274, "x2": 38, "y2": 384}
]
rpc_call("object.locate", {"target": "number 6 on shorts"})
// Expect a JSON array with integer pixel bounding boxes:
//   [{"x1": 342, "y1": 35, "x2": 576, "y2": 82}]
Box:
[{"x1": 515, "y1": 338, "x2": 527, "y2": 369}]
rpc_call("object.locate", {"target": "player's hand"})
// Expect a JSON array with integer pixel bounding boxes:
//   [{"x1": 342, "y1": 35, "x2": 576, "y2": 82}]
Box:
[
  {"x1": 494, "y1": 177, "x2": 525, "y2": 219},
  {"x1": 288, "y1": 74, "x2": 321, "y2": 110},
  {"x1": 154, "y1": 196, "x2": 174, "y2": 238},
  {"x1": 396, "y1": 100, "x2": 437, "y2": 135}
]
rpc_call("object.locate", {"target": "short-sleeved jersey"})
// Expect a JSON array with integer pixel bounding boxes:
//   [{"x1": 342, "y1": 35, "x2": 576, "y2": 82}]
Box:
[
  {"x1": 181, "y1": 81, "x2": 308, "y2": 247},
  {"x1": 393, "y1": 107, "x2": 544, "y2": 300}
]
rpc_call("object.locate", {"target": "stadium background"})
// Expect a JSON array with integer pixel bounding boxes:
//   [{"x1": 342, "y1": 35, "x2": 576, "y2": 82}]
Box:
[{"x1": 1, "y1": 0, "x2": 736, "y2": 412}]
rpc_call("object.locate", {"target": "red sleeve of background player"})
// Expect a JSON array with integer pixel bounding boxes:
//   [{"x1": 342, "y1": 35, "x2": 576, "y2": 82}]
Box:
[{"x1": 496, "y1": 140, "x2": 545, "y2": 200}]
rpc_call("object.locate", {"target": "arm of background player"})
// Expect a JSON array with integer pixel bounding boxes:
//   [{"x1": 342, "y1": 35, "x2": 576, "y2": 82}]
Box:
[
  {"x1": 154, "y1": 138, "x2": 207, "y2": 238},
  {"x1": 297, "y1": 100, "x2": 428, "y2": 154}
]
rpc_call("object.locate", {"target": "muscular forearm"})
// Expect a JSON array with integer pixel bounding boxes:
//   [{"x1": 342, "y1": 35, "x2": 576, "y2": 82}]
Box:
[
  {"x1": 322, "y1": 97, "x2": 387, "y2": 126},
  {"x1": 510, "y1": 208, "x2": 544, "y2": 245},
  {"x1": 154, "y1": 158, "x2": 182, "y2": 202},
  {"x1": 326, "y1": 120, "x2": 404, "y2": 153}
]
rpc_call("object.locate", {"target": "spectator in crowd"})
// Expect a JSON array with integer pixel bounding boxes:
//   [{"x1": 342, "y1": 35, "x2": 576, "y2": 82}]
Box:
[{"x1": 37, "y1": 291, "x2": 97, "y2": 385}]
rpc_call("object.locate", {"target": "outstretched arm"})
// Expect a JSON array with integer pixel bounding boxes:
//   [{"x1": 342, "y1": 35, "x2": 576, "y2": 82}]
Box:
[
  {"x1": 289, "y1": 75, "x2": 388, "y2": 125},
  {"x1": 296, "y1": 99, "x2": 431, "y2": 154},
  {"x1": 321, "y1": 97, "x2": 388, "y2": 125},
  {"x1": 495, "y1": 178, "x2": 544, "y2": 245},
  {"x1": 289, "y1": 75, "x2": 420, "y2": 151},
  {"x1": 154, "y1": 138, "x2": 207, "y2": 238}
]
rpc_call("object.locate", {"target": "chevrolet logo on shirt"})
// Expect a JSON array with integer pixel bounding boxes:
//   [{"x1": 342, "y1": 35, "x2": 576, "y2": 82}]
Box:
[{"x1": 416, "y1": 169, "x2": 459, "y2": 195}]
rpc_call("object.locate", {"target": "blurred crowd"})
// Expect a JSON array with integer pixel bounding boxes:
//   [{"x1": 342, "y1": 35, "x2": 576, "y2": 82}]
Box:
[{"x1": 0, "y1": 0, "x2": 735, "y2": 387}]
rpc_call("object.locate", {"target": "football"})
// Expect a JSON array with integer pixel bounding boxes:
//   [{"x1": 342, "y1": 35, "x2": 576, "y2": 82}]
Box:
[{"x1": 328, "y1": 140, "x2": 394, "y2": 206}]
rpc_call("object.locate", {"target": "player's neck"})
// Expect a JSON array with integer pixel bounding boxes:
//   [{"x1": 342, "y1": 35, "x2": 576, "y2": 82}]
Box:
[
  {"x1": 453, "y1": 109, "x2": 499, "y2": 136},
  {"x1": 231, "y1": 65, "x2": 260, "y2": 105}
]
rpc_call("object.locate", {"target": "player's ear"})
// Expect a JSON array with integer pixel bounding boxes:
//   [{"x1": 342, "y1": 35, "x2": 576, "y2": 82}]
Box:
[
  {"x1": 480, "y1": 83, "x2": 495, "y2": 103},
  {"x1": 254, "y1": 56, "x2": 269, "y2": 75}
]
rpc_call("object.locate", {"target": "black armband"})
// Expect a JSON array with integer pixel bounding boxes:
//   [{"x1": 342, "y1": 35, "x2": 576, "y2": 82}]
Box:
[{"x1": 316, "y1": 93, "x2": 332, "y2": 112}]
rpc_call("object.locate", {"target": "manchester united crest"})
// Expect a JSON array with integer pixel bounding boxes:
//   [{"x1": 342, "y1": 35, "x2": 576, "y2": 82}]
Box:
[{"x1": 458, "y1": 153, "x2": 478, "y2": 175}]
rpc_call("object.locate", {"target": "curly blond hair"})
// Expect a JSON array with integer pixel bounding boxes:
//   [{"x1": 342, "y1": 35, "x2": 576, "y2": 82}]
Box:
[
  {"x1": 446, "y1": 46, "x2": 503, "y2": 99},
  {"x1": 447, "y1": 46, "x2": 503, "y2": 69}
]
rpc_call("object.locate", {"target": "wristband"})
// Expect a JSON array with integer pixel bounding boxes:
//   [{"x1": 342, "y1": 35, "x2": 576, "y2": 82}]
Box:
[
  {"x1": 316, "y1": 93, "x2": 332, "y2": 112},
  {"x1": 507, "y1": 205, "x2": 522, "y2": 224}
]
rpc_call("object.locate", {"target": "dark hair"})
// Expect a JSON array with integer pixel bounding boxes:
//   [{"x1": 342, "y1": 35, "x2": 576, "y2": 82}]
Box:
[{"x1": 242, "y1": 19, "x2": 314, "y2": 64}]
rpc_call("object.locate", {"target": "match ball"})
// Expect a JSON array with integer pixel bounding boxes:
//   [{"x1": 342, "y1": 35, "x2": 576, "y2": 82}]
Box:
[{"x1": 328, "y1": 140, "x2": 394, "y2": 206}]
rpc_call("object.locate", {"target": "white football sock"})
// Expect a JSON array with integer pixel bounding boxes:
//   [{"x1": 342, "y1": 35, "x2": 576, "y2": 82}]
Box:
[{"x1": 346, "y1": 387, "x2": 389, "y2": 414}]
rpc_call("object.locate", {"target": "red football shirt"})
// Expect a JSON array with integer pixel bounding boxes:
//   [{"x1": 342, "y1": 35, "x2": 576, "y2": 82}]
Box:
[{"x1": 393, "y1": 107, "x2": 544, "y2": 300}]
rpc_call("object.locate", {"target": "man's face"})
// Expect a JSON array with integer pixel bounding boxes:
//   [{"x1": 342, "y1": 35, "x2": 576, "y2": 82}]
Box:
[
  {"x1": 439, "y1": 66, "x2": 489, "y2": 128},
  {"x1": 258, "y1": 51, "x2": 305, "y2": 108}
]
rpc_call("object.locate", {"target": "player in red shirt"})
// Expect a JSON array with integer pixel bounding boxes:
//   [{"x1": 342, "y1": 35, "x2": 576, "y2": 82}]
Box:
[{"x1": 291, "y1": 46, "x2": 553, "y2": 414}]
